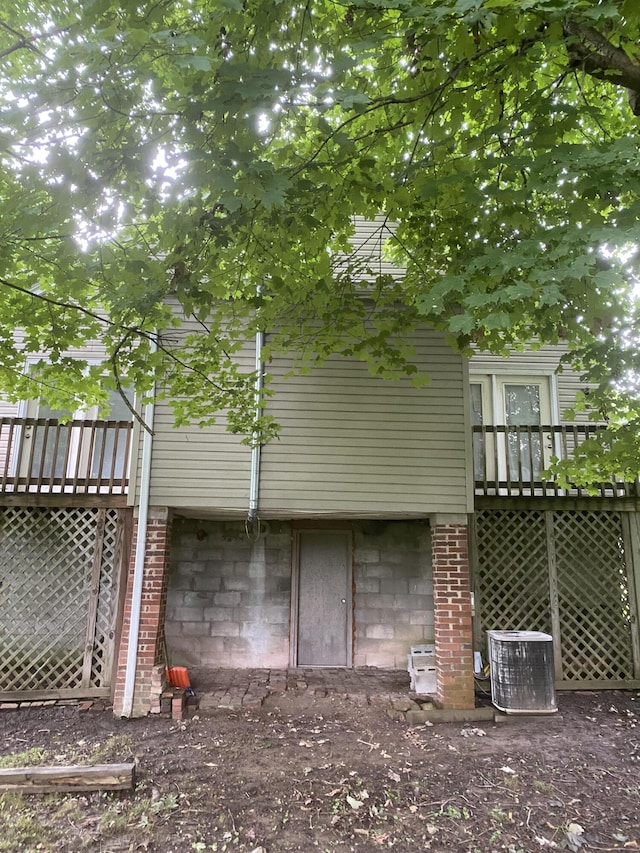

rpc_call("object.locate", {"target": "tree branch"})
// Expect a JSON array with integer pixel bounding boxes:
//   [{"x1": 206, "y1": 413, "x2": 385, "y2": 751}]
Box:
[
  {"x1": 0, "y1": 275, "x2": 132, "y2": 333},
  {"x1": 0, "y1": 20, "x2": 70, "y2": 60},
  {"x1": 0, "y1": 275, "x2": 251, "y2": 419},
  {"x1": 563, "y1": 17, "x2": 640, "y2": 114}
]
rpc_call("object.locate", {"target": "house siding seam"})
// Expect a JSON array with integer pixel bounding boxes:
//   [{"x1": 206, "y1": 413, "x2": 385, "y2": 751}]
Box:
[
  {"x1": 112, "y1": 507, "x2": 172, "y2": 718},
  {"x1": 431, "y1": 523, "x2": 475, "y2": 709}
]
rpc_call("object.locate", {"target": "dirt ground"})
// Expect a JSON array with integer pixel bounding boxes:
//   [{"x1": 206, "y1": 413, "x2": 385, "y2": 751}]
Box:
[{"x1": 0, "y1": 687, "x2": 639, "y2": 853}]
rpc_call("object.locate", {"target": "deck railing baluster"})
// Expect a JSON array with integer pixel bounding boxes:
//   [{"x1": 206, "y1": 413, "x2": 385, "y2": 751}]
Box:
[
  {"x1": 472, "y1": 422, "x2": 639, "y2": 498},
  {"x1": 0, "y1": 418, "x2": 132, "y2": 495}
]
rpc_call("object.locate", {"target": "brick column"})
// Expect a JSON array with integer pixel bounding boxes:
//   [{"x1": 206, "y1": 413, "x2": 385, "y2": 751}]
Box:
[
  {"x1": 112, "y1": 507, "x2": 172, "y2": 718},
  {"x1": 431, "y1": 515, "x2": 475, "y2": 710}
]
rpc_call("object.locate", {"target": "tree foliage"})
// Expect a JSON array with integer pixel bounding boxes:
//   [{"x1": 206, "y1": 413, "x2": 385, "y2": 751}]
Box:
[{"x1": 0, "y1": 0, "x2": 639, "y2": 479}]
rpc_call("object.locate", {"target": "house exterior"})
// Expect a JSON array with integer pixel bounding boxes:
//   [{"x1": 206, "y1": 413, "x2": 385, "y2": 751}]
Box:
[
  {"x1": 112, "y1": 320, "x2": 476, "y2": 715},
  {"x1": 0, "y1": 320, "x2": 478, "y2": 714},
  {"x1": 1, "y1": 227, "x2": 639, "y2": 716}
]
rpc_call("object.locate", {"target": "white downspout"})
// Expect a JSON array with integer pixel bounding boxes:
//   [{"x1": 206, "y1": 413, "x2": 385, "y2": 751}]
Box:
[
  {"x1": 247, "y1": 323, "x2": 265, "y2": 532},
  {"x1": 121, "y1": 354, "x2": 156, "y2": 719}
]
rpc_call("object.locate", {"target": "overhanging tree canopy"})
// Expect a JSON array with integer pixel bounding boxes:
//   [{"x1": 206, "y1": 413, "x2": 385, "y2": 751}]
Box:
[{"x1": 0, "y1": 0, "x2": 639, "y2": 480}]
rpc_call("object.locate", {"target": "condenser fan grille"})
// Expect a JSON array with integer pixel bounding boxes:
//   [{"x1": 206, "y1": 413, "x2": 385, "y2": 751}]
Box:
[{"x1": 487, "y1": 630, "x2": 557, "y2": 714}]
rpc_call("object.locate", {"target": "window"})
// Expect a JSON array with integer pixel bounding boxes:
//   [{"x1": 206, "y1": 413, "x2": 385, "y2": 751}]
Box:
[
  {"x1": 504, "y1": 382, "x2": 544, "y2": 481},
  {"x1": 90, "y1": 389, "x2": 134, "y2": 480},
  {"x1": 470, "y1": 382, "x2": 485, "y2": 482},
  {"x1": 470, "y1": 375, "x2": 554, "y2": 486}
]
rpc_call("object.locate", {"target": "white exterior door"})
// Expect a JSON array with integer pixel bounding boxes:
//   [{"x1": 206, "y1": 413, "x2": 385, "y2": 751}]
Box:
[{"x1": 471, "y1": 375, "x2": 553, "y2": 487}]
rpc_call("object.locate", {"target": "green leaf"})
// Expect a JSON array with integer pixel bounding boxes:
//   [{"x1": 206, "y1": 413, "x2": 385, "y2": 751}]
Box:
[
  {"x1": 175, "y1": 54, "x2": 212, "y2": 71},
  {"x1": 0, "y1": 0, "x2": 637, "y2": 479}
]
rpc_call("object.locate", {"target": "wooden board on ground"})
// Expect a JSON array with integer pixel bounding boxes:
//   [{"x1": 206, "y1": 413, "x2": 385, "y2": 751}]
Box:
[{"x1": 0, "y1": 762, "x2": 135, "y2": 793}]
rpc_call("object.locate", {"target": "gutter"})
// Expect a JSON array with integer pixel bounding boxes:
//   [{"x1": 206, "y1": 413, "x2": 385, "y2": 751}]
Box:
[{"x1": 121, "y1": 361, "x2": 156, "y2": 718}]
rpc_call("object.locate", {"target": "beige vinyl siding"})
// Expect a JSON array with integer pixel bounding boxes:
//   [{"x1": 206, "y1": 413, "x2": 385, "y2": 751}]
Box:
[
  {"x1": 259, "y1": 328, "x2": 469, "y2": 517},
  {"x1": 470, "y1": 344, "x2": 589, "y2": 421},
  {"x1": 147, "y1": 429, "x2": 252, "y2": 509},
  {"x1": 0, "y1": 400, "x2": 19, "y2": 418},
  {"x1": 53, "y1": 340, "x2": 108, "y2": 361},
  {"x1": 144, "y1": 327, "x2": 255, "y2": 510},
  {"x1": 145, "y1": 326, "x2": 469, "y2": 516},
  {"x1": 10, "y1": 331, "x2": 108, "y2": 363},
  {"x1": 346, "y1": 216, "x2": 403, "y2": 282}
]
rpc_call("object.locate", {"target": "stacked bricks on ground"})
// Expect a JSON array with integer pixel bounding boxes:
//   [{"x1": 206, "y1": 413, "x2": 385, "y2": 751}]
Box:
[
  {"x1": 112, "y1": 507, "x2": 172, "y2": 718},
  {"x1": 430, "y1": 516, "x2": 475, "y2": 710},
  {"x1": 194, "y1": 667, "x2": 412, "y2": 711},
  {"x1": 165, "y1": 519, "x2": 434, "y2": 671}
]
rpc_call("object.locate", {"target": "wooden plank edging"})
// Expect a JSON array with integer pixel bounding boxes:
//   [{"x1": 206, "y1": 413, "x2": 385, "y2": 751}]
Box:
[{"x1": 0, "y1": 762, "x2": 135, "y2": 793}]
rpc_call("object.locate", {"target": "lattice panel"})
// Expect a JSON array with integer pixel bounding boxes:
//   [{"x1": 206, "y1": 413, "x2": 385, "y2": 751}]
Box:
[
  {"x1": 91, "y1": 509, "x2": 119, "y2": 686},
  {"x1": 475, "y1": 510, "x2": 552, "y2": 636},
  {"x1": 474, "y1": 508, "x2": 638, "y2": 685},
  {"x1": 553, "y1": 511, "x2": 634, "y2": 681},
  {"x1": 0, "y1": 507, "x2": 120, "y2": 693}
]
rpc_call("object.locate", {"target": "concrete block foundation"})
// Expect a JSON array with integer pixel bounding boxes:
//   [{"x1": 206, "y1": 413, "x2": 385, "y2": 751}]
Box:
[{"x1": 165, "y1": 518, "x2": 435, "y2": 671}]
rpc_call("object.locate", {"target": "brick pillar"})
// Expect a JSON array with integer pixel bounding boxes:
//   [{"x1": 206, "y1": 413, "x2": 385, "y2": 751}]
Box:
[
  {"x1": 112, "y1": 507, "x2": 172, "y2": 718},
  {"x1": 431, "y1": 516, "x2": 475, "y2": 710}
]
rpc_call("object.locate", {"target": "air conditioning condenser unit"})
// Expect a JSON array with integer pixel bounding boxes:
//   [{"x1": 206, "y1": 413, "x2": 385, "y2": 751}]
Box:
[{"x1": 487, "y1": 630, "x2": 557, "y2": 714}]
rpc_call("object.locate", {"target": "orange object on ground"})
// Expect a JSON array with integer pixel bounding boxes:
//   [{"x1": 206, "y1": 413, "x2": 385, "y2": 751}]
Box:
[{"x1": 166, "y1": 666, "x2": 191, "y2": 689}]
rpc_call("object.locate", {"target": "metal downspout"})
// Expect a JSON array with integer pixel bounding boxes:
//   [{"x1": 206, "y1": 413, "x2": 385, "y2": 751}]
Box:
[
  {"x1": 121, "y1": 367, "x2": 156, "y2": 718},
  {"x1": 247, "y1": 324, "x2": 264, "y2": 534}
]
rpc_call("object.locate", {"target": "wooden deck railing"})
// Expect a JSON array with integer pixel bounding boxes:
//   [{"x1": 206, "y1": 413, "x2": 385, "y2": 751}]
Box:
[
  {"x1": 0, "y1": 418, "x2": 133, "y2": 495},
  {"x1": 472, "y1": 423, "x2": 639, "y2": 498}
]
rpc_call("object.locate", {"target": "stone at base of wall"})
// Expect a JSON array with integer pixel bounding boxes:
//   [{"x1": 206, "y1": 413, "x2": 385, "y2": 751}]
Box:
[
  {"x1": 171, "y1": 689, "x2": 186, "y2": 721},
  {"x1": 148, "y1": 664, "x2": 168, "y2": 715},
  {"x1": 406, "y1": 707, "x2": 496, "y2": 725},
  {"x1": 406, "y1": 707, "x2": 565, "y2": 725}
]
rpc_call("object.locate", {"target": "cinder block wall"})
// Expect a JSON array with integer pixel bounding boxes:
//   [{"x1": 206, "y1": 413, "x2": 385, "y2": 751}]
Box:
[
  {"x1": 353, "y1": 520, "x2": 433, "y2": 667},
  {"x1": 165, "y1": 518, "x2": 292, "y2": 668},
  {"x1": 165, "y1": 518, "x2": 433, "y2": 669}
]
